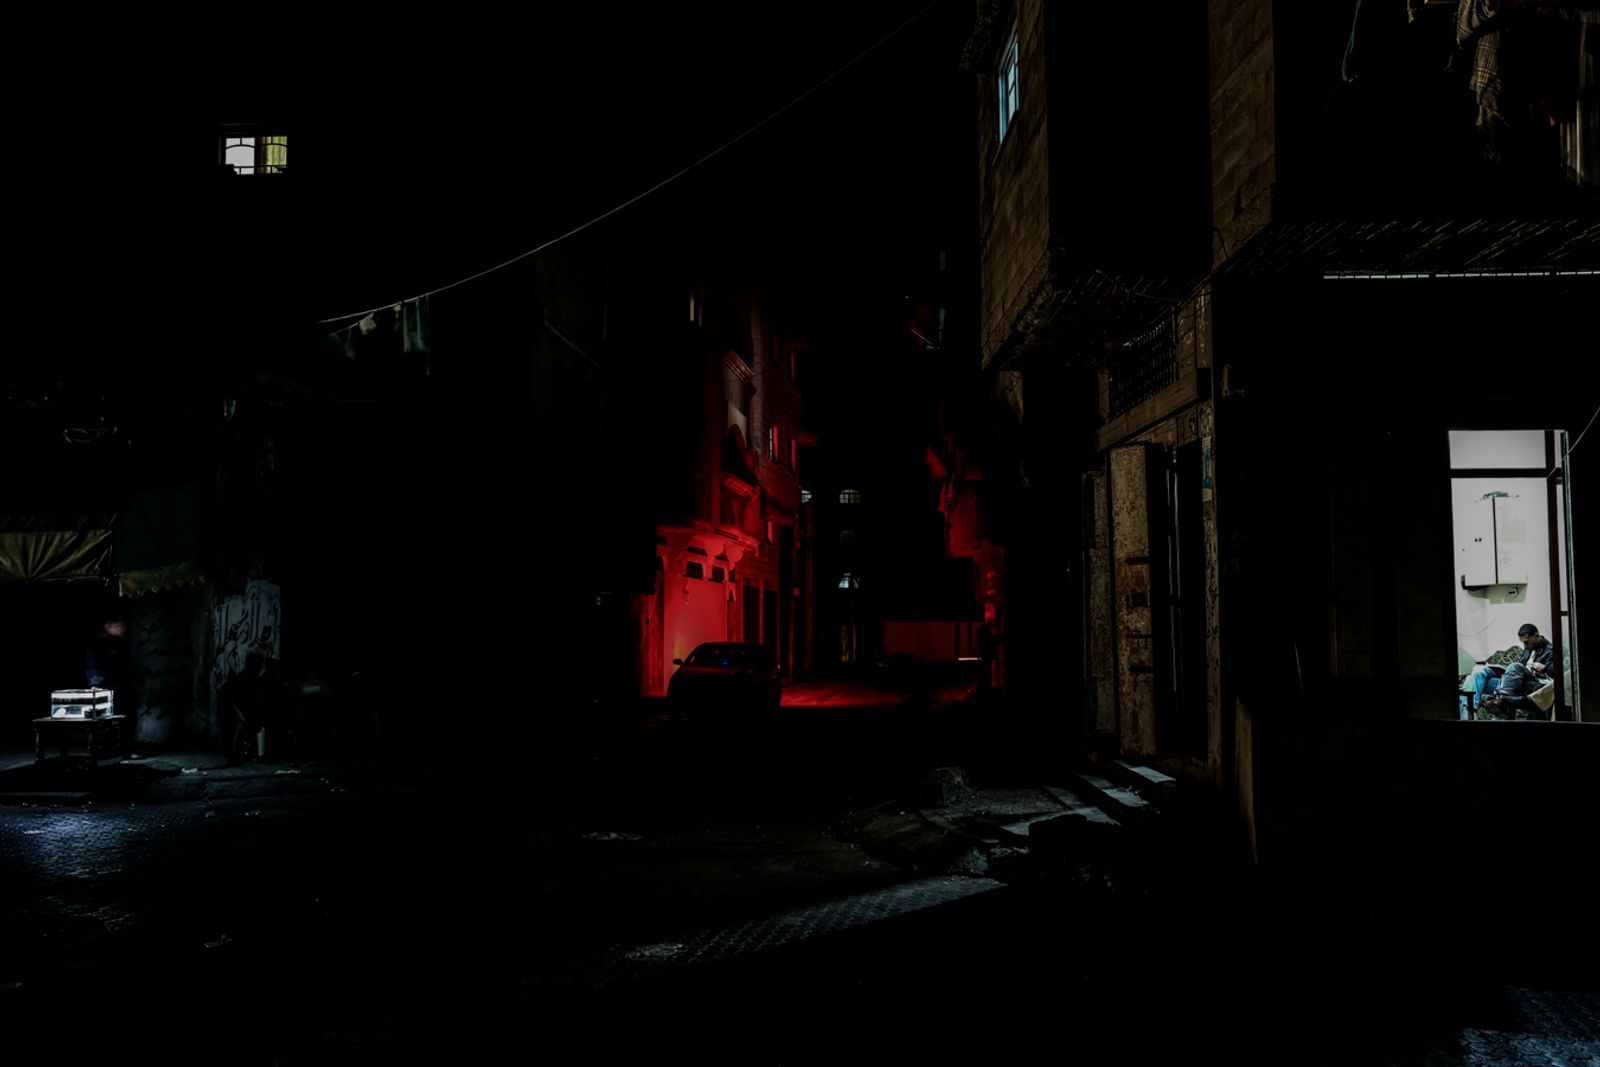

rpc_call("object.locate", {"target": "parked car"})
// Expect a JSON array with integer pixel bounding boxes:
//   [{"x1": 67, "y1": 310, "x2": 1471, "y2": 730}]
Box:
[{"x1": 667, "y1": 642, "x2": 782, "y2": 722}]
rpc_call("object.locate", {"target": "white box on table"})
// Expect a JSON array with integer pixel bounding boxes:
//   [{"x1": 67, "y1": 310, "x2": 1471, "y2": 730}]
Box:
[{"x1": 51, "y1": 688, "x2": 115, "y2": 719}]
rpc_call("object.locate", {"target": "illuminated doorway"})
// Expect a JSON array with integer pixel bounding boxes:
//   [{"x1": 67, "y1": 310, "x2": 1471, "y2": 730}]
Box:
[{"x1": 1449, "y1": 430, "x2": 1578, "y2": 720}]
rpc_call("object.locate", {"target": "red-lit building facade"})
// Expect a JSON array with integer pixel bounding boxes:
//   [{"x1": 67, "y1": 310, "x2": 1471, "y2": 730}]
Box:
[{"x1": 641, "y1": 228, "x2": 811, "y2": 695}]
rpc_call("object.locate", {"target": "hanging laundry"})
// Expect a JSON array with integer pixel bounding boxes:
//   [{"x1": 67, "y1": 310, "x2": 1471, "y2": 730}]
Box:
[
  {"x1": 326, "y1": 329, "x2": 358, "y2": 361},
  {"x1": 1562, "y1": 18, "x2": 1597, "y2": 187},
  {"x1": 1456, "y1": 0, "x2": 1587, "y2": 167},
  {"x1": 401, "y1": 295, "x2": 431, "y2": 355},
  {"x1": 1457, "y1": 0, "x2": 1507, "y2": 155}
]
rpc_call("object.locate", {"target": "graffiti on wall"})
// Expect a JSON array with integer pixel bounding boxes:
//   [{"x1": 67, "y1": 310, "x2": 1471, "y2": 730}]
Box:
[{"x1": 210, "y1": 579, "x2": 281, "y2": 701}]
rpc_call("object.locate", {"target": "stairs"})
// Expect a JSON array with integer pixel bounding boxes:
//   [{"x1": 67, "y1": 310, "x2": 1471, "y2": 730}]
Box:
[
  {"x1": 841, "y1": 748, "x2": 1237, "y2": 889},
  {"x1": 986, "y1": 752, "x2": 1222, "y2": 888}
]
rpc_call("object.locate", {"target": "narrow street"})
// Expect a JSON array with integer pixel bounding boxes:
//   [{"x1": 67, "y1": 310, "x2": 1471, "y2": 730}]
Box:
[
  {"x1": 5, "y1": 5, "x2": 1596, "y2": 1064},
  {"x1": 3, "y1": 682, "x2": 1596, "y2": 1064}
]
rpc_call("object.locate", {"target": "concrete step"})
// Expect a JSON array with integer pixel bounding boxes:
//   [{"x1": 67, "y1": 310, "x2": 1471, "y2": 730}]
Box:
[
  {"x1": 995, "y1": 812, "x2": 1080, "y2": 841},
  {"x1": 1084, "y1": 748, "x2": 1179, "y2": 806},
  {"x1": 1113, "y1": 759, "x2": 1178, "y2": 802},
  {"x1": 1040, "y1": 784, "x2": 1121, "y2": 827},
  {"x1": 1024, "y1": 785, "x2": 1123, "y2": 863},
  {"x1": 923, "y1": 787, "x2": 1080, "y2": 847},
  {"x1": 1085, "y1": 756, "x2": 1233, "y2": 845},
  {"x1": 1069, "y1": 771, "x2": 1159, "y2": 826}
]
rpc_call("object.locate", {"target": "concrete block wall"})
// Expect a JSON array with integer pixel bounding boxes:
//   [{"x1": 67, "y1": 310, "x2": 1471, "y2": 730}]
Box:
[
  {"x1": 131, "y1": 582, "x2": 218, "y2": 746},
  {"x1": 755, "y1": 333, "x2": 800, "y2": 665},
  {"x1": 977, "y1": 0, "x2": 1051, "y2": 367},
  {"x1": 1209, "y1": 0, "x2": 1276, "y2": 268},
  {"x1": 756, "y1": 339, "x2": 802, "y2": 516}
]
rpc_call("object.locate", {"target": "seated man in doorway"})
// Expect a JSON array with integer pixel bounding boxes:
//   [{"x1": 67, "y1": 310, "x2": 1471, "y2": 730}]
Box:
[{"x1": 1479, "y1": 623, "x2": 1556, "y2": 719}]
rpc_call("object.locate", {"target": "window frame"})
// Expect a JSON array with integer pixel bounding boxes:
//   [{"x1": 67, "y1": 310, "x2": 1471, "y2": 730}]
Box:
[
  {"x1": 220, "y1": 132, "x2": 289, "y2": 175},
  {"x1": 996, "y1": 27, "x2": 1020, "y2": 143}
]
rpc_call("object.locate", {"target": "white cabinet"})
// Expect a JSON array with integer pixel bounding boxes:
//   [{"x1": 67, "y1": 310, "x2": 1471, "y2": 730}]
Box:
[
  {"x1": 1458, "y1": 493, "x2": 1529, "y2": 588},
  {"x1": 1459, "y1": 496, "x2": 1496, "y2": 587},
  {"x1": 1494, "y1": 495, "x2": 1530, "y2": 584}
]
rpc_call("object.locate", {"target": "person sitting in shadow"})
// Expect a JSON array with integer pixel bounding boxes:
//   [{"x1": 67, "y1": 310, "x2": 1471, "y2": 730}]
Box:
[
  {"x1": 221, "y1": 652, "x2": 290, "y2": 757},
  {"x1": 85, "y1": 616, "x2": 130, "y2": 692}
]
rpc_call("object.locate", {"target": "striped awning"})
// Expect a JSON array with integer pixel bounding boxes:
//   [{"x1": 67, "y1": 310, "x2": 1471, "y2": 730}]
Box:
[
  {"x1": 0, "y1": 523, "x2": 114, "y2": 582},
  {"x1": 0, "y1": 484, "x2": 208, "y2": 593}
]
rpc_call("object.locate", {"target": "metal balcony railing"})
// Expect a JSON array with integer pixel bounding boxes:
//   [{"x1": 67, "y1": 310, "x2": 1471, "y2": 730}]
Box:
[{"x1": 1106, "y1": 313, "x2": 1178, "y2": 419}]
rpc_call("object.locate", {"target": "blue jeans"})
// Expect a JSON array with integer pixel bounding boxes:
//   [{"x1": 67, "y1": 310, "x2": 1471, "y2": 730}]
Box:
[
  {"x1": 1468, "y1": 664, "x2": 1501, "y2": 703},
  {"x1": 1496, "y1": 662, "x2": 1547, "y2": 712}
]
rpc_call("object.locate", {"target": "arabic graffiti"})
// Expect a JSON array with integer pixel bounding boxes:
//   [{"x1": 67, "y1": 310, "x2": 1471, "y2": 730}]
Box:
[{"x1": 210, "y1": 579, "x2": 282, "y2": 702}]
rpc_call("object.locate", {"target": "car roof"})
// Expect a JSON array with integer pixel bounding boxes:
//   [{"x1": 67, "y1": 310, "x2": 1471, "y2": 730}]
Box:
[{"x1": 690, "y1": 642, "x2": 770, "y2": 657}]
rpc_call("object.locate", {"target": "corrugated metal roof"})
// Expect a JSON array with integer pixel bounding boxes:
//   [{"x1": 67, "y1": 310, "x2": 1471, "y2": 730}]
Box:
[
  {"x1": 992, "y1": 216, "x2": 1597, "y2": 371},
  {"x1": 1218, "y1": 217, "x2": 1600, "y2": 283}
]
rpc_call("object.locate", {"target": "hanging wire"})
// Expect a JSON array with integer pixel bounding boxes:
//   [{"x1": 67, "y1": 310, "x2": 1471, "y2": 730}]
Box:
[
  {"x1": 317, "y1": 1, "x2": 944, "y2": 329},
  {"x1": 1341, "y1": 0, "x2": 1365, "y2": 82},
  {"x1": 1544, "y1": 404, "x2": 1600, "y2": 479},
  {"x1": 1569, "y1": 404, "x2": 1599, "y2": 454}
]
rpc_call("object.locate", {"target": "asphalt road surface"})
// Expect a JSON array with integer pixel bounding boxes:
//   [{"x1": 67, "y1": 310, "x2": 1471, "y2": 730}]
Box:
[{"x1": 2, "y1": 690, "x2": 1596, "y2": 1065}]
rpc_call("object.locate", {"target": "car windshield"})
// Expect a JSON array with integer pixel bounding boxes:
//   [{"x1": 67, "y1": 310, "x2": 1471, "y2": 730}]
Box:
[{"x1": 685, "y1": 645, "x2": 768, "y2": 669}]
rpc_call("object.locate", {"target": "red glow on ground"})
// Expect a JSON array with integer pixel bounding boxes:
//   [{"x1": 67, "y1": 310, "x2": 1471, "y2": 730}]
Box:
[
  {"x1": 780, "y1": 679, "x2": 903, "y2": 709},
  {"x1": 778, "y1": 676, "x2": 979, "y2": 709}
]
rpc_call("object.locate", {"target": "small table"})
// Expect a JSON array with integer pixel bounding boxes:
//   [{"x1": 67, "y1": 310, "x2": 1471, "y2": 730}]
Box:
[{"x1": 33, "y1": 715, "x2": 126, "y2": 764}]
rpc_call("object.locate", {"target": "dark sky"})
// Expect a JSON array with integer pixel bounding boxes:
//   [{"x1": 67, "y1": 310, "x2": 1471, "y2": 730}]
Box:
[
  {"x1": 13, "y1": 4, "x2": 975, "y2": 468},
  {"x1": 23, "y1": 4, "x2": 972, "y2": 343},
  {"x1": 302, "y1": 1, "x2": 975, "y2": 321}
]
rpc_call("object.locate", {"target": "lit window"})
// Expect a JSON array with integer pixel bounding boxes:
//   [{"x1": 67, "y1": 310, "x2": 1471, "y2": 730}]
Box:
[
  {"x1": 997, "y1": 29, "x2": 1020, "y2": 142},
  {"x1": 801, "y1": 489, "x2": 813, "y2": 505},
  {"x1": 840, "y1": 488, "x2": 861, "y2": 505},
  {"x1": 837, "y1": 573, "x2": 860, "y2": 590},
  {"x1": 768, "y1": 426, "x2": 778, "y2": 460},
  {"x1": 689, "y1": 288, "x2": 699, "y2": 325},
  {"x1": 221, "y1": 134, "x2": 288, "y2": 175},
  {"x1": 789, "y1": 436, "x2": 797, "y2": 474},
  {"x1": 767, "y1": 521, "x2": 777, "y2": 544}
]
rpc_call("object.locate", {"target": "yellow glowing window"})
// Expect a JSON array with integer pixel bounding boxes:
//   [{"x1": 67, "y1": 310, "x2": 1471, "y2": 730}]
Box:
[{"x1": 221, "y1": 134, "x2": 288, "y2": 175}]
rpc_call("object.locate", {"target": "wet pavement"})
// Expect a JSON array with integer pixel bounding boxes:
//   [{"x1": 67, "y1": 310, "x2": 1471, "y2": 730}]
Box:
[{"x1": 1, "y1": 683, "x2": 1596, "y2": 1065}]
